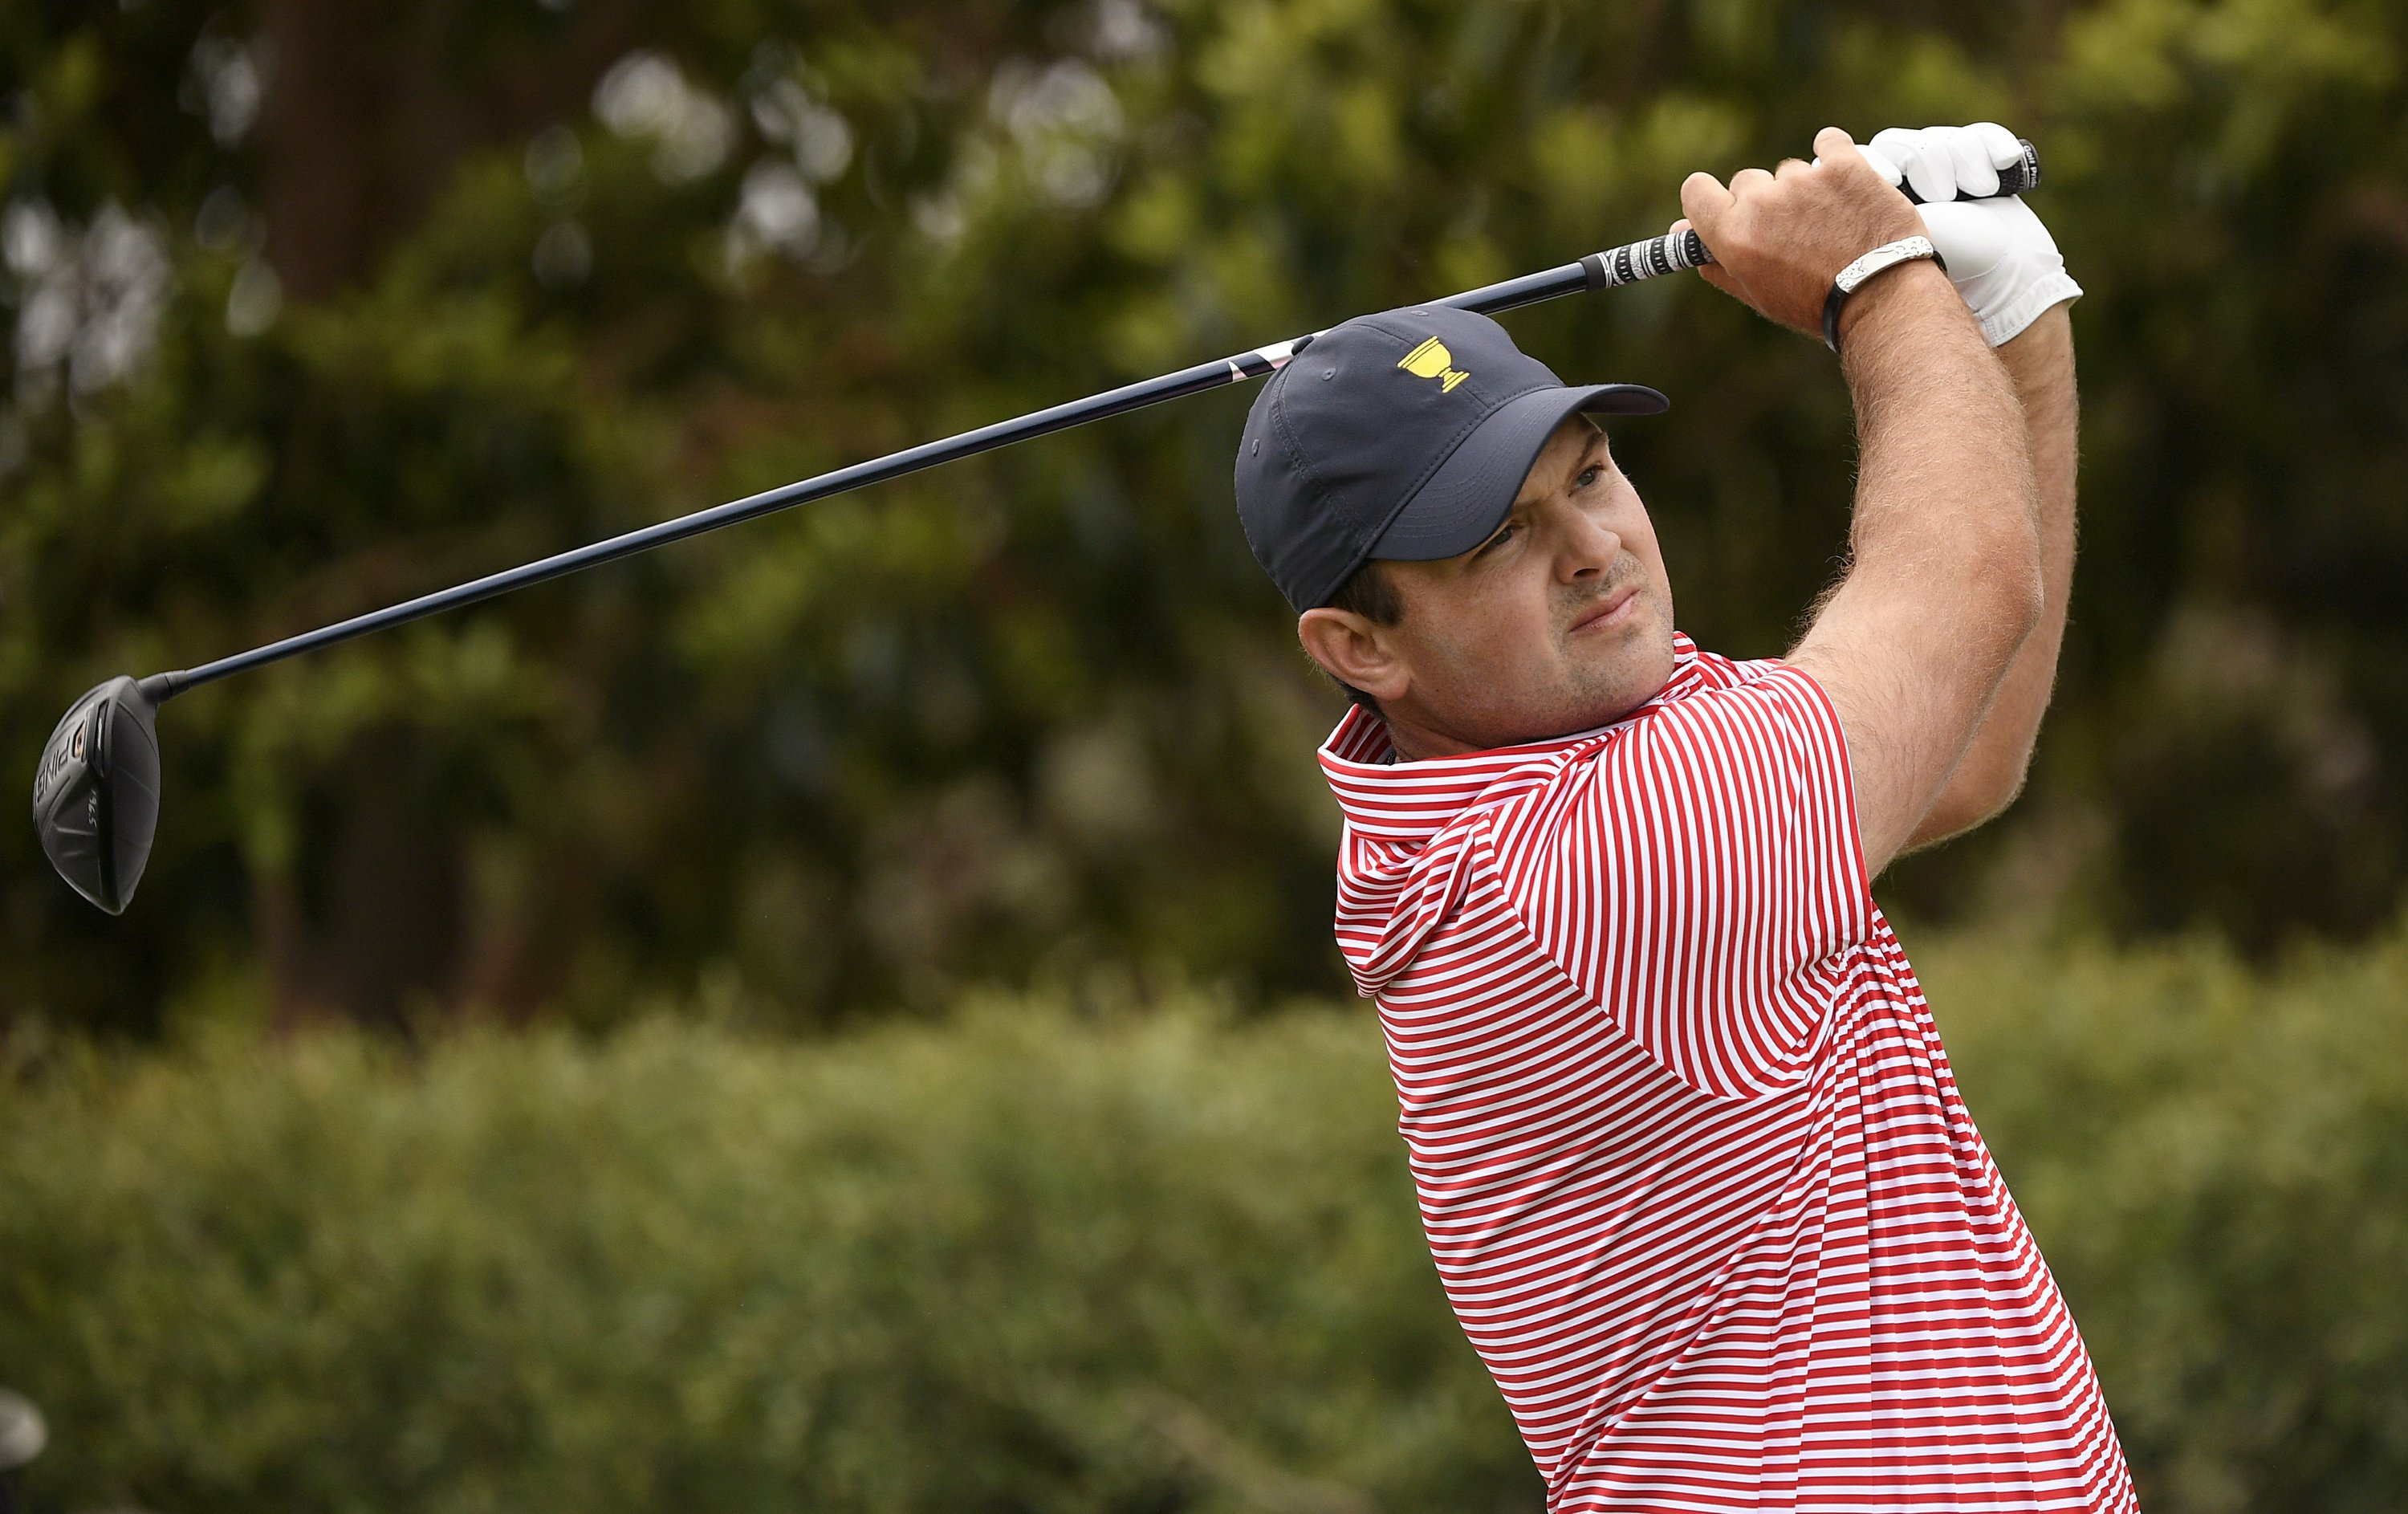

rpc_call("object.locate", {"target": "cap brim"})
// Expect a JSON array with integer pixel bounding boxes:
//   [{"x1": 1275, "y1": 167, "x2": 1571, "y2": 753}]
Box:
[{"x1": 1366, "y1": 382, "x2": 1668, "y2": 563}]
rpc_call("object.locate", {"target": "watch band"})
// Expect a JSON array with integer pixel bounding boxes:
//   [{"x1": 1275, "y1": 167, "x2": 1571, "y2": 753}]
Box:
[{"x1": 1821, "y1": 235, "x2": 1946, "y2": 353}]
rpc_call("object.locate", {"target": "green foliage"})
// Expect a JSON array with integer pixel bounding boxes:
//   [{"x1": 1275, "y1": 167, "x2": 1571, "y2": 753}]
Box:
[
  {"x1": 3, "y1": 929, "x2": 2406, "y2": 1512},
  {"x1": 1928, "y1": 930, "x2": 2408, "y2": 1514},
  {"x1": 0, "y1": 1000, "x2": 1533, "y2": 1514},
  {"x1": 6, "y1": 0, "x2": 2408, "y2": 1031}
]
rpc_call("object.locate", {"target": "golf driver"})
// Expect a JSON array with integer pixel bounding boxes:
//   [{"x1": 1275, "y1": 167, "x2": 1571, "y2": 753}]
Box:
[{"x1": 33, "y1": 142, "x2": 2039, "y2": 914}]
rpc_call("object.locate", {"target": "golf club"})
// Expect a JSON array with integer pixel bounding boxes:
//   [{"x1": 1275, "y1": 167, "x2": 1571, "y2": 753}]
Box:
[{"x1": 32, "y1": 142, "x2": 2038, "y2": 914}]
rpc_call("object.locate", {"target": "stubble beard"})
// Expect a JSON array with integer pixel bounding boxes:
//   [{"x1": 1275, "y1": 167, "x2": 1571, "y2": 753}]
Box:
[{"x1": 1551, "y1": 564, "x2": 1674, "y2": 735}]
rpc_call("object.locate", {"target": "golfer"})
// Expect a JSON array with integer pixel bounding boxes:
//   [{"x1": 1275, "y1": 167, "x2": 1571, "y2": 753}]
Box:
[{"x1": 1235, "y1": 124, "x2": 2129, "y2": 1512}]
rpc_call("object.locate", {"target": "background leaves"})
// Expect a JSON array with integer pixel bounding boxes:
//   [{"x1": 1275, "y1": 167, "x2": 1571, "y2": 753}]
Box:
[{"x1": 6, "y1": 0, "x2": 2408, "y2": 1033}]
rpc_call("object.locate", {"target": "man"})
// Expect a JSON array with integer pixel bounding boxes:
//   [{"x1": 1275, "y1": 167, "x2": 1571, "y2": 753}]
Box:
[{"x1": 1233, "y1": 125, "x2": 2129, "y2": 1511}]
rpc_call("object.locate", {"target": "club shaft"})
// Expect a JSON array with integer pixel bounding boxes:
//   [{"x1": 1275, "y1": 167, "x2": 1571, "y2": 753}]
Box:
[
  {"x1": 152, "y1": 140, "x2": 2036, "y2": 698},
  {"x1": 152, "y1": 261, "x2": 1638, "y2": 697},
  {"x1": 159, "y1": 356, "x2": 1241, "y2": 694}
]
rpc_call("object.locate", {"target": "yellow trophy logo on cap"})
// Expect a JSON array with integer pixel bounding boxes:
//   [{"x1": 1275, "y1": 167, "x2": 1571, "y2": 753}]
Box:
[{"x1": 1398, "y1": 336, "x2": 1470, "y2": 393}]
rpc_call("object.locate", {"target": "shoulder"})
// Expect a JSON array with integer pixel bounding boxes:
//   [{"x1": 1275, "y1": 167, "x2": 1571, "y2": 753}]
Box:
[
  {"x1": 1610, "y1": 645, "x2": 1844, "y2": 753},
  {"x1": 1682, "y1": 645, "x2": 1820, "y2": 698},
  {"x1": 1616, "y1": 634, "x2": 1828, "y2": 714}
]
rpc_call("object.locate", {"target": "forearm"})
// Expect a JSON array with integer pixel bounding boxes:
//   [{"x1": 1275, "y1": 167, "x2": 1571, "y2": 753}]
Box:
[
  {"x1": 1844, "y1": 275, "x2": 2041, "y2": 595},
  {"x1": 1677, "y1": 129, "x2": 2044, "y2": 871},
  {"x1": 1904, "y1": 302, "x2": 2076, "y2": 846},
  {"x1": 1792, "y1": 266, "x2": 2042, "y2": 869}
]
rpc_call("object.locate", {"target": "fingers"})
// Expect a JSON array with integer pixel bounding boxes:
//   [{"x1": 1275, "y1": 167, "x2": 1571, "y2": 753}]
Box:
[
  {"x1": 1815, "y1": 145, "x2": 1903, "y2": 185},
  {"x1": 1938, "y1": 125, "x2": 1999, "y2": 198},
  {"x1": 1669, "y1": 215, "x2": 1740, "y2": 299},
  {"x1": 1678, "y1": 174, "x2": 1743, "y2": 299},
  {"x1": 1809, "y1": 126, "x2": 1898, "y2": 196},
  {"x1": 1870, "y1": 123, "x2": 2028, "y2": 201},
  {"x1": 1855, "y1": 145, "x2": 1903, "y2": 187},
  {"x1": 1869, "y1": 127, "x2": 1934, "y2": 200},
  {"x1": 1679, "y1": 170, "x2": 1735, "y2": 236},
  {"x1": 1867, "y1": 128, "x2": 1915, "y2": 168},
  {"x1": 1969, "y1": 120, "x2": 2023, "y2": 169},
  {"x1": 1870, "y1": 126, "x2": 1956, "y2": 203}
]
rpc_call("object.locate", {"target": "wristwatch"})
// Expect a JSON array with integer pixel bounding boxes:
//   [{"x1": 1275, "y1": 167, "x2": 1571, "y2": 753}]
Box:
[{"x1": 1822, "y1": 235, "x2": 1946, "y2": 353}]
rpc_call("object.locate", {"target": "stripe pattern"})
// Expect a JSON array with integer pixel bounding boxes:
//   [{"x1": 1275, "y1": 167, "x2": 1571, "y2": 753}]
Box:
[{"x1": 1319, "y1": 637, "x2": 2137, "y2": 1512}]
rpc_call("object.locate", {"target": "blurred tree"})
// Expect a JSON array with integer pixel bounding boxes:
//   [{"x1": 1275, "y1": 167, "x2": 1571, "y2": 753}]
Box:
[{"x1": 3, "y1": 0, "x2": 2407, "y2": 1034}]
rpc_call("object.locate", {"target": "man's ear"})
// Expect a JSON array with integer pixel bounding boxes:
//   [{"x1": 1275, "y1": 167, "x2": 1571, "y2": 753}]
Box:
[{"x1": 1298, "y1": 607, "x2": 1409, "y2": 702}]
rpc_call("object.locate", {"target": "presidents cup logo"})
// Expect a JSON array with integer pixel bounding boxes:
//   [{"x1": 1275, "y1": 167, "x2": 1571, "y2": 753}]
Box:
[{"x1": 1398, "y1": 336, "x2": 1470, "y2": 393}]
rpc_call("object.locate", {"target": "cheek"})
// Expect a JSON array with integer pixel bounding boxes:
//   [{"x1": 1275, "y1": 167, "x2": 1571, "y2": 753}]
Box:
[
  {"x1": 1461, "y1": 581, "x2": 1566, "y2": 679},
  {"x1": 1413, "y1": 578, "x2": 1548, "y2": 678},
  {"x1": 1603, "y1": 488, "x2": 1662, "y2": 558},
  {"x1": 1605, "y1": 502, "x2": 1673, "y2": 600}
]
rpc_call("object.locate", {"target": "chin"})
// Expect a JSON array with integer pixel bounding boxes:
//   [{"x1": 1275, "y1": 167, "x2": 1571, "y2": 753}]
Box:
[
  {"x1": 1568, "y1": 625, "x2": 1676, "y2": 726},
  {"x1": 1506, "y1": 680, "x2": 1664, "y2": 747}
]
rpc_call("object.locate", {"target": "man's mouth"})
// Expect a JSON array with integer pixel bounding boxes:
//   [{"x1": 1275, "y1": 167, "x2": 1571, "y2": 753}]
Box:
[{"x1": 1568, "y1": 582, "x2": 1640, "y2": 637}]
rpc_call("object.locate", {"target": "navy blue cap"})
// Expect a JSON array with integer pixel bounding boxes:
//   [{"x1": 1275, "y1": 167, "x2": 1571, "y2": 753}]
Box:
[{"x1": 1234, "y1": 306, "x2": 1667, "y2": 613}]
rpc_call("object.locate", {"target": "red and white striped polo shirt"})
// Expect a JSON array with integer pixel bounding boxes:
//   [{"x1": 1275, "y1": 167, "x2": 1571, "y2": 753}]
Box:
[{"x1": 1320, "y1": 635, "x2": 2136, "y2": 1513}]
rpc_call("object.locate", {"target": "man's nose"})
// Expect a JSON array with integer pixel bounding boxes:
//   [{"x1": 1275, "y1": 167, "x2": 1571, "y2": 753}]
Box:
[{"x1": 1558, "y1": 510, "x2": 1622, "y2": 580}]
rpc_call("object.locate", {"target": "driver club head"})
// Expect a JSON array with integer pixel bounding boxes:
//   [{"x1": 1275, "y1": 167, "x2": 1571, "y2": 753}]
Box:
[{"x1": 31, "y1": 674, "x2": 164, "y2": 914}]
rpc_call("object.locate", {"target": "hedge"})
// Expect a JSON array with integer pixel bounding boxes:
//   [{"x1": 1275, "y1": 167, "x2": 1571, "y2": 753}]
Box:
[{"x1": 4, "y1": 930, "x2": 2406, "y2": 1512}]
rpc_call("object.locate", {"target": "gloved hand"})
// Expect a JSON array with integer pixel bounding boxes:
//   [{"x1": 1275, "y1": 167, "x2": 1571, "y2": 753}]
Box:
[{"x1": 1842, "y1": 122, "x2": 2082, "y2": 346}]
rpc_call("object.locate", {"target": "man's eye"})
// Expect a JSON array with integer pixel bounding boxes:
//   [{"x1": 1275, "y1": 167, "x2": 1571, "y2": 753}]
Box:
[
  {"x1": 1479, "y1": 523, "x2": 1516, "y2": 554},
  {"x1": 1576, "y1": 466, "x2": 1604, "y2": 489}
]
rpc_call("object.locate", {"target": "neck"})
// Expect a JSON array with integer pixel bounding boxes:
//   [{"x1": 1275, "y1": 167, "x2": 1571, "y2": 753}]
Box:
[
  {"x1": 1371, "y1": 678, "x2": 1675, "y2": 762},
  {"x1": 1372, "y1": 707, "x2": 1480, "y2": 763}
]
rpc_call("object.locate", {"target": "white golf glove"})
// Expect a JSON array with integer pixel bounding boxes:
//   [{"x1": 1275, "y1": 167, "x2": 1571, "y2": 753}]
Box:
[{"x1": 1843, "y1": 122, "x2": 2081, "y2": 346}]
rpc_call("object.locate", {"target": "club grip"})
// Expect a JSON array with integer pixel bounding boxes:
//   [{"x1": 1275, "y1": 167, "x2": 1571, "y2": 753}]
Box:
[{"x1": 1579, "y1": 230, "x2": 1711, "y2": 289}]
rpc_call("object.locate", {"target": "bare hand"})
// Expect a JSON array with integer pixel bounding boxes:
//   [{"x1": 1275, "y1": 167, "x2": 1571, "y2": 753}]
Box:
[{"x1": 1674, "y1": 127, "x2": 1925, "y2": 337}]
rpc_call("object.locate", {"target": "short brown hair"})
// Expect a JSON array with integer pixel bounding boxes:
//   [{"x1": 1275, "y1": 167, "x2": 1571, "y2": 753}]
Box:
[{"x1": 1324, "y1": 560, "x2": 1401, "y2": 711}]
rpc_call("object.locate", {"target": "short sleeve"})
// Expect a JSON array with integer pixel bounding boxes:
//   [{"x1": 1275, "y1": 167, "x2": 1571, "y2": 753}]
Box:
[{"x1": 1504, "y1": 661, "x2": 1873, "y2": 1098}]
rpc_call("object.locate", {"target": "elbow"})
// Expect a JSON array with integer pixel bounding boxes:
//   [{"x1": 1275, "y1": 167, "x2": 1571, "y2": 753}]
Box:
[
  {"x1": 2003, "y1": 560, "x2": 2046, "y2": 653},
  {"x1": 2007, "y1": 524, "x2": 2047, "y2": 633},
  {"x1": 2002, "y1": 477, "x2": 2048, "y2": 640},
  {"x1": 1954, "y1": 742, "x2": 2037, "y2": 827},
  {"x1": 1996, "y1": 501, "x2": 2048, "y2": 630},
  {"x1": 1906, "y1": 740, "x2": 2036, "y2": 852},
  {"x1": 1960, "y1": 521, "x2": 2045, "y2": 664}
]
